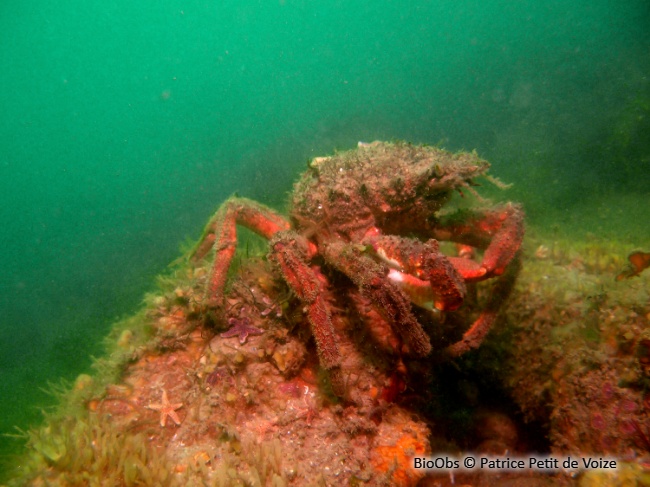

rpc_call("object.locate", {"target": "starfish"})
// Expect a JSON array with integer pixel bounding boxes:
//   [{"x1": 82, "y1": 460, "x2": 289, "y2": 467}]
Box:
[
  {"x1": 221, "y1": 316, "x2": 264, "y2": 344},
  {"x1": 147, "y1": 389, "x2": 183, "y2": 427}
]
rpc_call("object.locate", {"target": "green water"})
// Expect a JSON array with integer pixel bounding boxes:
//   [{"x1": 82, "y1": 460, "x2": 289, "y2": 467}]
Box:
[{"x1": 1, "y1": 0, "x2": 648, "y2": 473}]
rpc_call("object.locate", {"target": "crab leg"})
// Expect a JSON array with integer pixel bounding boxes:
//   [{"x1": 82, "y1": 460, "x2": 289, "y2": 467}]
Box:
[
  {"x1": 191, "y1": 197, "x2": 290, "y2": 308},
  {"x1": 269, "y1": 231, "x2": 344, "y2": 395},
  {"x1": 192, "y1": 197, "x2": 345, "y2": 394},
  {"x1": 321, "y1": 241, "x2": 432, "y2": 357},
  {"x1": 363, "y1": 235, "x2": 467, "y2": 312},
  {"x1": 445, "y1": 253, "x2": 521, "y2": 357},
  {"x1": 363, "y1": 232, "x2": 522, "y2": 358},
  {"x1": 429, "y1": 203, "x2": 525, "y2": 277}
]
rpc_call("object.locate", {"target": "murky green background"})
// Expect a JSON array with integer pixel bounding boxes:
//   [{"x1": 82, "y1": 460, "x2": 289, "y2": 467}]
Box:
[{"x1": 1, "y1": 0, "x2": 648, "y2": 468}]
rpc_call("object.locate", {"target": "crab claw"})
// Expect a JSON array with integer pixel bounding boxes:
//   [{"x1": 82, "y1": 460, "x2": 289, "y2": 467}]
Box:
[
  {"x1": 480, "y1": 204, "x2": 525, "y2": 277},
  {"x1": 387, "y1": 269, "x2": 440, "y2": 311},
  {"x1": 366, "y1": 236, "x2": 467, "y2": 312},
  {"x1": 447, "y1": 257, "x2": 487, "y2": 282}
]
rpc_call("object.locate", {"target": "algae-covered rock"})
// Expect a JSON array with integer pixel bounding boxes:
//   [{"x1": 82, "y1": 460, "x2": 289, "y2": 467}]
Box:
[
  {"x1": 6, "y1": 222, "x2": 650, "y2": 486},
  {"x1": 488, "y1": 238, "x2": 650, "y2": 459}
]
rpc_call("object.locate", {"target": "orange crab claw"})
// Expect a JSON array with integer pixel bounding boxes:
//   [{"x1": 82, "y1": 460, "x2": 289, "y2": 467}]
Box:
[
  {"x1": 366, "y1": 236, "x2": 466, "y2": 312},
  {"x1": 386, "y1": 257, "x2": 487, "y2": 310},
  {"x1": 387, "y1": 269, "x2": 437, "y2": 311},
  {"x1": 387, "y1": 268, "x2": 464, "y2": 312},
  {"x1": 447, "y1": 256, "x2": 487, "y2": 282}
]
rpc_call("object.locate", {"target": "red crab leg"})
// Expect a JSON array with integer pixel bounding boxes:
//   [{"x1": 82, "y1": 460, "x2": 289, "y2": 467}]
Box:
[
  {"x1": 321, "y1": 241, "x2": 432, "y2": 357},
  {"x1": 191, "y1": 197, "x2": 290, "y2": 307},
  {"x1": 269, "y1": 232, "x2": 344, "y2": 395},
  {"x1": 363, "y1": 235, "x2": 467, "y2": 311},
  {"x1": 446, "y1": 254, "x2": 521, "y2": 357},
  {"x1": 429, "y1": 203, "x2": 524, "y2": 277},
  {"x1": 192, "y1": 197, "x2": 346, "y2": 395},
  {"x1": 480, "y1": 204, "x2": 524, "y2": 276}
]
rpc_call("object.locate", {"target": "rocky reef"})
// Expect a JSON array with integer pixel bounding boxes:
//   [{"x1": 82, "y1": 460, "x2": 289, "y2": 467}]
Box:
[
  {"x1": 7, "y1": 247, "x2": 433, "y2": 486},
  {"x1": 4, "y1": 229, "x2": 650, "y2": 486},
  {"x1": 480, "y1": 237, "x2": 650, "y2": 485}
]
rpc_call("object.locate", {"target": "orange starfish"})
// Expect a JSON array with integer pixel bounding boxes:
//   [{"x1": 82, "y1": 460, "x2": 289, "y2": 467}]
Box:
[{"x1": 147, "y1": 389, "x2": 183, "y2": 427}]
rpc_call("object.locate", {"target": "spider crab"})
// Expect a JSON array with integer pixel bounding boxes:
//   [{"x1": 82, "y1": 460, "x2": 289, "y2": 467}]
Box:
[{"x1": 191, "y1": 141, "x2": 524, "y2": 396}]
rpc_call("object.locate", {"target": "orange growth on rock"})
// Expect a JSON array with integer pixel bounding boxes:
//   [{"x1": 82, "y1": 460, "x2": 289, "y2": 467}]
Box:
[{"x1": 371, "y1": 429, "x2": 429, "y2": 486}]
